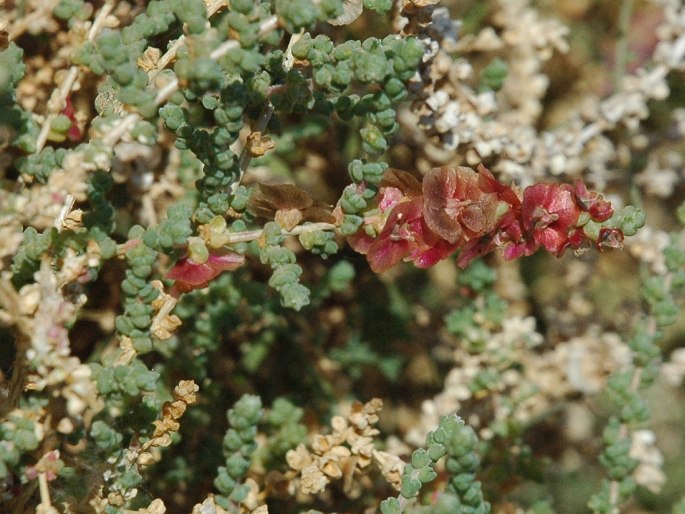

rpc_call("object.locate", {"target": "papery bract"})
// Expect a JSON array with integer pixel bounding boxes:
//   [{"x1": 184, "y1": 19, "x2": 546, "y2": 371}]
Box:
[
  {"x1": 423, "y1": 166, "x2": 499, "y2": 244},
  {"x1": 166, "y1": 252, "x2": 245, "y2": 295}
]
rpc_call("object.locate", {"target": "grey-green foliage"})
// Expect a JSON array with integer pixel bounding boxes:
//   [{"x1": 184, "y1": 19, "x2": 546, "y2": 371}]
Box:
[
  {"x1": 437, "y1": 416, "x2": 490, "y2": 514},
  {"x1": 0, "y1": 413, "x2": 41, "y2": 479},
  {"x1": 588, "y1": 209, "x2": 683, "y2": 513},
  {"x1": 329, "y1": 335, "x2": 403, "y2": 381},
  {"x1": 115, "y1": 225, "x2": 160, "y2": 354},
  {"x1": 64, "y1": 0, "x2": 425, "y2": 313},
  {"x1": 91, "y1": 358, "x2": 160, "y2": 398},
  {"x1": 479, "y1": 58, "x2": 507, "y2": 91},
  {"x1": 298, "y1": 229, "x2": 338, "y2": 258},
  {"x1": 326, "y1": 260, "x2": 356, "y2": 292},
  {"x1": 10, "y1": 166, "x2": 118, "y2": 287},
  {"x1": 261, "y1": 222, "x2": 310, "y2": 310},
  {"x1": 286, "y1": 33, "x2": 422, "y2": 156},
  {"x1": 16, "y1": 146, "x2": 66, "y2": 184},
  {"x1": 363, "y1": 0, "x2": 393, "y2": 14},
  {"x1": 0, "y1": 42, "x2": 38, "y2": 153},
  {"x1": 215, "y1": 394, "x2": 264, "y2": 506},
  {"x1": 11, "y1": 227, "x2": 58, "y2": 287},
  {"x1": 381, "y1": 415, "x2": 489, "y2": 514},
  {"x1": 260, "y1": 398, "x2": 307, "y2": 466}
]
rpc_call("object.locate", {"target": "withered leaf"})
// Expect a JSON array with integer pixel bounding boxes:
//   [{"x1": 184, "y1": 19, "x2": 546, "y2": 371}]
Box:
[
  {"x1": 379, "y1": 168, "x2": 423, "y2": 197},
  {"x1": 248, "y1": 183, "x2": 335, "y2": 224},
  {"x1": 247, "y1": 131, "x2": 275, "y2": 157}
]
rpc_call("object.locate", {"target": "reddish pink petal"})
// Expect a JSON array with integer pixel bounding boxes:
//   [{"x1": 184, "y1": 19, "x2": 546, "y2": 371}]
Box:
[
  {"x1": 347, "y1": 231, "x2": 374, "y2": 255},
  {"x1": 522, "y1": 184, "x2": 556, "y2": 228},
  {"x1": 365, "y1": 200, "x2": 423, "y2": 272},
  {"x1": 522, "y1": 183, "x2": 580, "y2": 254},
  {"x1": 477, "y1": 164, "x2": 521, "y2": 207},
  {"x1": 166, "y1": 253, "x2": 244, "y2": 295},
  {"x1": 367, "y1": 238, "x2": 411, "y2": 272},
  {"x1": 534, "y1": 226, "x2": 568, "y2": 254},
  {"x1": 412, "y1": 239, "x2": 458, "y2": 268}
]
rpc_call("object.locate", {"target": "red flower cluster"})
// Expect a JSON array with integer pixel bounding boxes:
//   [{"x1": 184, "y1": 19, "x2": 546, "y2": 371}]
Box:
[{"x1": 349, "y1": 165, "x2": 620, "y2": 273}]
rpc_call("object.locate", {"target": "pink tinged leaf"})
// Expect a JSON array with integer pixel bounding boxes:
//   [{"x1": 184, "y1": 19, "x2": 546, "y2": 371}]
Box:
[
  {"x1": 502, "y1": 240, "x2": 539, "y2": 261},
  {"x1": 456, "y1": 237, "x2": 495, "y2": 269},
  {"x1": 534, "y1": 226, "x2": 568, "y2": 254},
  {"x1": 166, "y1": 253, "x2": 245, "y2": 295},
  {"x1": 367, "y1": 238, "x2": 411, "y2": 273}
]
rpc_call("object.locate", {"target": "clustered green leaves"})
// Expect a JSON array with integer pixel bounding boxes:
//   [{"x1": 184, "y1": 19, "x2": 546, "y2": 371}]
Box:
[
  {"x1": 261, "y1": 222, "x2": 310, "y2": 310},
  {"x1": 114, "y1": 226, "x2": 160, "y2": 354},
  {"x1": 0, "y1": 43, "x2": 38, "y2": 153},
  {"x1": 381, "y1": 414, "x2": 490, "y2": 514},
  {"x1": 288, "y1": 33, "x2": 422, "y2": 156},
  {"x1": 215, "y1": 394, "x2": 264, "y2": 507},
  {"x1": 0, "y1": 412, "x2": 40, "y2": 479},
  {"x1": 258, "y1": 398, "x2": 307, "y2": 468}
]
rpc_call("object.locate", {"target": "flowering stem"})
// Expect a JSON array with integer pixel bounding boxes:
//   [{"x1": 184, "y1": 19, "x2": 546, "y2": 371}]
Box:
[{"x1": 224, "y1": 222, "x2": 338, "y2": 244}]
